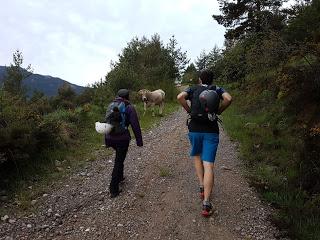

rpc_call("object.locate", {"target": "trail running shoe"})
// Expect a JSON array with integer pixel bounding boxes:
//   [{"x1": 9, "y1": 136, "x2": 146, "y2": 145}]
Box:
[
  {"x1": 199, "y1": 186, "x2": 204, "y2": 200},
  {"x1": 202, "y1": 201, "x2": 213, "y2": 217}
]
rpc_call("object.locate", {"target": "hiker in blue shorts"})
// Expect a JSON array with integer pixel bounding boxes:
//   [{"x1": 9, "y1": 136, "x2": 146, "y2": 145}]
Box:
[{"x1": 177, "y1": 69, "x2": 232, "y2": 217}]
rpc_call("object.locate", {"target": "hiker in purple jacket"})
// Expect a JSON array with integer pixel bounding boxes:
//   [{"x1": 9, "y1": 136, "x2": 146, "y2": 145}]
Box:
[{"x1": 105, "y1": 89, "x2": 143, "y2": 198}]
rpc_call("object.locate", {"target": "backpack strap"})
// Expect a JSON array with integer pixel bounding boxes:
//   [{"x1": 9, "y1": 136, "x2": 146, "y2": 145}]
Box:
[{"x1": 208, "y1": 85, "x2": 217, "y2": 91}]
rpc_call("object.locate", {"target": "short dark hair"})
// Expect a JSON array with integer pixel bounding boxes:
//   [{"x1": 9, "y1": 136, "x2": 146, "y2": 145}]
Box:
[{"x1": 199, "y1": 70, "x2": 214, "y2": 85}]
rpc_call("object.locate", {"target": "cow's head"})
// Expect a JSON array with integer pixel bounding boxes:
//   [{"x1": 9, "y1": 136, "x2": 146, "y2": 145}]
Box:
[{"x1": 138, "y1": 89, "x2": 150, "y2": 103}]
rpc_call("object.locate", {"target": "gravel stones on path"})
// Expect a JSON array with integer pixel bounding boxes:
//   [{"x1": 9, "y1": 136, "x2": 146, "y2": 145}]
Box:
[{"x1": 0, "y1": 110, "x2": 287, "y2": 240}]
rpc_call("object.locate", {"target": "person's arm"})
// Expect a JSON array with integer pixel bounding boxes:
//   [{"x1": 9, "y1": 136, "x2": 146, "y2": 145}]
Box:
[
  {"x1": 217, "y1": 92, "x2": 232, "y2": 115},
  {"x1": 128, "y1": 106, "x2": 143, "y2": 147},
  {"x1": 177, "y1": 91, "x2": 191, "y2": 113}
]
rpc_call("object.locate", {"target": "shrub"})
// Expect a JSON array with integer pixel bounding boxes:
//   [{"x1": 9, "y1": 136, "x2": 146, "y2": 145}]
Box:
[{"x1": 0, "y1": 92, "x2": 40, "y2": 164}]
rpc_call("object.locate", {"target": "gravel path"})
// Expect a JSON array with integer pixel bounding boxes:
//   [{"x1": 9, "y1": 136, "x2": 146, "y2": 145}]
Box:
[{"x1": 0, "y1": 109, "x2": 288, "y2": 240}]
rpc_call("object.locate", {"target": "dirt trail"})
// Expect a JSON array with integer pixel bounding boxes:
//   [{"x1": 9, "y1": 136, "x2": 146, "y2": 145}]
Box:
[{"x1": 0, "y1": 110, "x2": 287, "y2": 240}]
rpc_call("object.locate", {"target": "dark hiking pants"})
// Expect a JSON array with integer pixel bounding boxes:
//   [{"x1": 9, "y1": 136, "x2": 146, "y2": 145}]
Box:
[{"x1": 109, "y1": 145, "x2": 129, "y2": 194}]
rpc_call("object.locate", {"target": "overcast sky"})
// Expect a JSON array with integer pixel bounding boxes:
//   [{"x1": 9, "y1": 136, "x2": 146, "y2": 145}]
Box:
[{"x1": 0, "y1": 0, "x2": 225, "y2": 86}]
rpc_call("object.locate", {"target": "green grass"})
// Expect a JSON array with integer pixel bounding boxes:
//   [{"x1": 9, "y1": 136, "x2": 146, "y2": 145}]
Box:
[
  {"x1": 158, "y1": 166, "x2": 171, "y2": 177},
  {"x1": 0, "y1": 101, "x2": 179, "y2": 215},
  {"x1": 134, "y1": 101, "x2": 180, "y2": 131},
  {"x1": 221, "y1": 86, "x2": 320, "y2": 240}
]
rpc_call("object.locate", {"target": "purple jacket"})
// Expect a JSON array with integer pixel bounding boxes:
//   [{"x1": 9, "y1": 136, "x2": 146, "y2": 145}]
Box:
[{"x1": 105, "y1": 97, "x2": 143, "y2": 148}]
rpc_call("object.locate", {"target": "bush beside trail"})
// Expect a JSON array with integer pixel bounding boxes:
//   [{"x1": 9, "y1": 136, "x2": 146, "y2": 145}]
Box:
[{"x1": 0, "y1": 91, "x2": 97, "y2": 187}]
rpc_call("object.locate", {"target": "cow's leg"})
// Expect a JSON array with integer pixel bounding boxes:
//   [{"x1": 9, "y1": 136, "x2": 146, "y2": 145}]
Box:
[
  {"x1": 143, "y1": 102, "x2": 147, "y2": 116},
  {"x1": 159, "y1": 102, "x2": 164, "y2": 116},
  {"x1": 151, "y1": 103, "x2": 155, "y2": 117}
]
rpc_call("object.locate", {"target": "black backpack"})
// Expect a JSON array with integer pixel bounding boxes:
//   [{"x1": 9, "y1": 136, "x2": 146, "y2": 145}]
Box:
[
  {"x1": 105, "y1": 100, "x2": 130, "y2": 134},
  {"x1": 189, "y1": 85, "x2": 220, "y2": 122}
]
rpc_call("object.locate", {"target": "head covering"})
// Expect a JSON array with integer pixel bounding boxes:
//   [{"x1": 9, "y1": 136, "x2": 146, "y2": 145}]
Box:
[{"x1": 117, "y1": 89, "x2": 129, "y2": 100}]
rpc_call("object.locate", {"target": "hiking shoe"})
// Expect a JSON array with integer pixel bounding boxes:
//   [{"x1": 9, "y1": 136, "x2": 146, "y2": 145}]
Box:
[
  {"x1": 199, "y1": 186, "x2": 204, "y2": 200},
  {"x1": 201, "y1": 201, "x2": 213, "y2": 217},
  {"x1": 110, "y1": 189, "x2": 122, "y2": 198}
]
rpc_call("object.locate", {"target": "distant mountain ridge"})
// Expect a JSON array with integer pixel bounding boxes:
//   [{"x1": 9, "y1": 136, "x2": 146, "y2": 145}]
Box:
[{"x1": 0, "y1": 66, "x2": 86, "y2": 97}]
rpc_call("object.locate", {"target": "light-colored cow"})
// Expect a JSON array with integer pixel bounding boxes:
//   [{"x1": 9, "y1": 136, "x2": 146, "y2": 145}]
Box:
[{"x1": 138, "y1": 89, "x2": 165, "y2": 116}]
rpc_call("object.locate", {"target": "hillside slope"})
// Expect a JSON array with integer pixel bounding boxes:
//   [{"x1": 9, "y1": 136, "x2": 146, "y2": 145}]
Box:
[{"x1": 0, "y1": 66, "x2": 86, "y2": 96}]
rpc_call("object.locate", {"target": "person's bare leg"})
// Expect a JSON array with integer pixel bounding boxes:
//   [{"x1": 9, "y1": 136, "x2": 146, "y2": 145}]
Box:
[
  {"x1": 203, "y1": 162, "x2": 214, "y2": 201},
  {"x1": 193, "y1": 155, "x2": 204, "y2": 186}
]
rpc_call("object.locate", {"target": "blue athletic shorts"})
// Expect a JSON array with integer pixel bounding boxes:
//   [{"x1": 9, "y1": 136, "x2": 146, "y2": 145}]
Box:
[{"x1": 188, "y1": 132, "x2": 219, "y2": 163}]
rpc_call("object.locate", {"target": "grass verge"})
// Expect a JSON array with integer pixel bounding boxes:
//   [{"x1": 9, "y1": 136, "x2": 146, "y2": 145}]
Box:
[{"x1": 221, "y1": 84, "x2": 320, "y2": 240}]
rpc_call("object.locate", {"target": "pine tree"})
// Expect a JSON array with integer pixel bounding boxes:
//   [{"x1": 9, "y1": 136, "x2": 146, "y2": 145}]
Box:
[
  {"x1": 2, "y1": 50, "x2": 32, "y2": 97},
  {"x1": 213, "y1": 0, "x2": 287, "y2": 40},
  {"x1": 195, "y1": 50, "x2": 209, "y2": 71},
  {"x1": 166, "y1": 35, "x2": 190, "y2": 78},
  {"x1": 182, "y1": 63, "x2": 198, "y2": 84}
]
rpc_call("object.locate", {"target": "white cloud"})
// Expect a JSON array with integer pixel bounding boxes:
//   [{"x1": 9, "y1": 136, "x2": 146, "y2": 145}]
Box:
[{"x1": 0, "y1": 0, "x2": 225, "y2": 86}]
